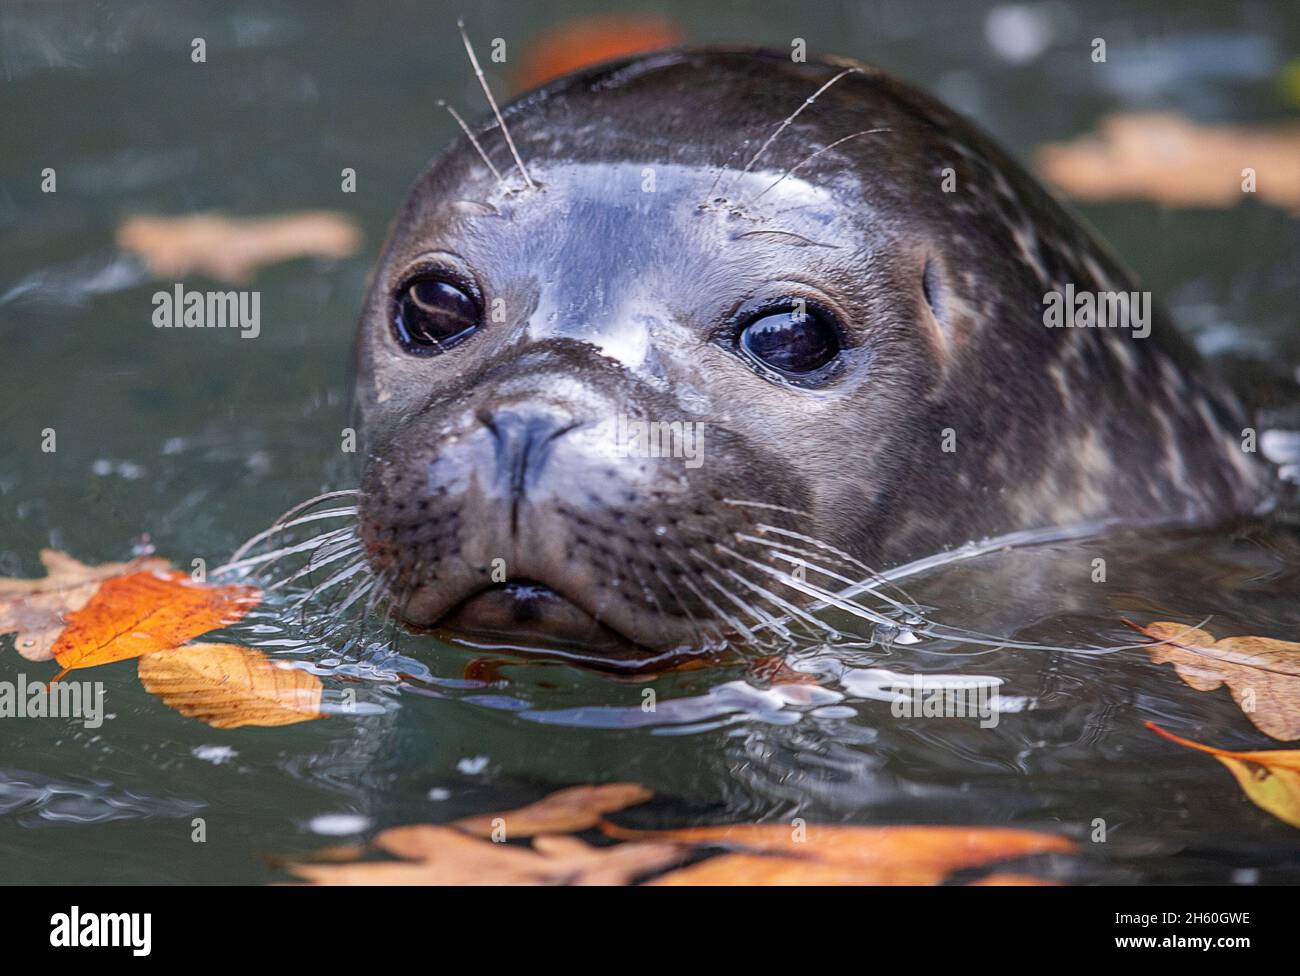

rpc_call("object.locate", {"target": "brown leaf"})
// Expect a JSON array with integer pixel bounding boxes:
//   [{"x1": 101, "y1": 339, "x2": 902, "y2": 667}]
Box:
[
  {"x1": 1133, "y1": 620, "x2": 1300, "y2": 740},
  {"x1": 116, "y1": 211, "x2": 361, "y2": 283},
  {"x1": 138, "y1": 642, "x2": 323, "y2": 729},
  {"x1": 1037, "y1": 113, "x2": 1300, "y2": 216},
  {"x1": 748, "y1": 655, "x2": 821, "y2": 685},
  {"x1": 1146, "y1": 722, "x2": 1300, "y2": 830},
  {"x1": 0, "y1": 550, "x2": 171, "y2": 661},
  {"x1": 289, "y1": 826, "x2": 688, "y2": 886},
  {"x1": 453, "y1": 783, "x2": 652, "y2": 839},
  {"x1": 51, "y1": 570, "x2": 260, "y2": 680},
  {"x1": 602, "y1": 822, "x2": 1073, "y2": 885}
]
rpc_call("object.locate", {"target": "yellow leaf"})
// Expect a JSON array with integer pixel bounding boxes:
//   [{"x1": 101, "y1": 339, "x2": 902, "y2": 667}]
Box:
[
  {"x1": 1146, "y1": 722, "x2": 1300, "y2": 830},
  {"x1": 138, "y1": 642, "x2": 323, "y2": 729}
]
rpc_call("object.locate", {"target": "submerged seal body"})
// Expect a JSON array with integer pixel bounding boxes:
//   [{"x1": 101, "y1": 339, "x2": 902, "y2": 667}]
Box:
[{"x1": 351, "y1": 49, "x2": 1272, "y2": 659}]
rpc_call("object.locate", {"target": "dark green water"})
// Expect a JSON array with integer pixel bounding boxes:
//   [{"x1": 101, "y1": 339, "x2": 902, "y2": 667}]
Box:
[{"x1": 2, "y1": 0, "x2": 1299, "y2": 883}]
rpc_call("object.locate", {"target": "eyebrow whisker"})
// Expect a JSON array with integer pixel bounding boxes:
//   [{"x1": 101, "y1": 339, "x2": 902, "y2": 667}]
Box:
[
  {"x1": 457, "y1": 18, "x2": 536, "y2": 190},
  {"x1": 732, "y1": 229, "x2": 840, "y2": 248},
  {"x1": 438, "y1": 99, "x2": 504, "y2": 183},
  {"x1": 729, "y1": 67, "x2": 861, "y2": 192},
  {"x1": 745, "y1": 127, "x2": 890, "y2": 206}
]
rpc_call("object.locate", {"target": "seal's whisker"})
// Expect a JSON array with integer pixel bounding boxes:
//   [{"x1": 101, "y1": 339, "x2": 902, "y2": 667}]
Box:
[
  {"x1": 333, "y1": 574, "x2": 378, "y2": 619},
  {"x1": 693, "y1": 559, "x2": 798, "y2": 643},
  {"x1": 625, "y1": 559, "x2": 676, "y2": 636},
  {"x1": 457, "y1": 18, "x2": 535, "y2": 190},
  {"x1": 362, "y1": 569, "x2": 393, "y2": 622},
  {"x1": 722, "y1": 498, "x2": 814, "y2": 519},
  {"x1": 728, "y1": 570, "x2": 844, "y2": 642},
  {"x1": 717, "y1": 543, "x2": 889, "y2": 630},
  {"x1": 693, "y1": 565, "x2": 770, "y2": 648},
  {"x1": 727, "y1": 66, "x2": 861, "y2": 193},
  {"x1": 271, "y1": 543, "x2": 363, "y2": 593},
  {"x1": 438, "y1": 99, "x2": 504, "y2": 183},
  {"x1": 649, "y1": 563, "x2": 716, "y2": 650},
  {"x1": 745, "y1": 127, "x2": 890, "y2": 206},
  {"x1": 701, "y1": 138, "x2": 751, "y2": 205},
  {"x1": 290, "y1": 558, "x2": 369, "y2": 610},
  {"x1": 749, "y1": 521, "x2": 922, "y2": 609},
  {"x1": 745, "y1": 544, "x2": 1154, "y2": 655},
  {"x1": 738, "y1": 532, "x2": 922, "y2": 619},
  {"x1": 215, "y1": 523, "x2": 357, "y2": 576},
  {"x1": 223, "y1": 507, "x2": 359, "y2": 567},
  {"x1": 662, "y1": 549, "x2": 761, "y2": 649},
  {"x1": 295, "y1": 556, "x2": 366, "y2": 610},
  {"x1": 695, "y1": 551, "x2": 817, "y2": 643}
]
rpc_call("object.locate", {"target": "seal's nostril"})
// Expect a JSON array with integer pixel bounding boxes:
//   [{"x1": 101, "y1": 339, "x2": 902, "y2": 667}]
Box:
[
  {"x1": 478, "y1": 409, "x2": 580, "y2": 535},
  {"x1": 475, "y1": 407, "x2": 499, "y2": 437}
]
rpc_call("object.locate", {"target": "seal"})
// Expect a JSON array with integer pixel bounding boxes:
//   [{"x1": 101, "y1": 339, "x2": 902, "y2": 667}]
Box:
[{"x1": 350, "y1": 48, "x2": 1273, "y2": 661}]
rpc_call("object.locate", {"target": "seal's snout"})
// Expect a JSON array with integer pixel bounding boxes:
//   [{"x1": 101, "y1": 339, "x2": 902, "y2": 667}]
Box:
[
  {"x1": 477, "y1": 407, "x2": 582, "y2": 534},
  {"x1": 357, "y1": 375, "x2": 737, "y2": 661}
]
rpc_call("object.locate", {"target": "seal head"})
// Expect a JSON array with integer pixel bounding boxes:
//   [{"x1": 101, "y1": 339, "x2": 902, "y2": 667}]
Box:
[{"x1": 352, "y1": 49, "x2": 1272, "y2": 660}]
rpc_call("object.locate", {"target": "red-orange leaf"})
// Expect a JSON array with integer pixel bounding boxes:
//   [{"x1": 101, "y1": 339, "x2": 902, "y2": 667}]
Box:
[{"x1": 50, "y1": 570, "x2": 260, "y2": 680}]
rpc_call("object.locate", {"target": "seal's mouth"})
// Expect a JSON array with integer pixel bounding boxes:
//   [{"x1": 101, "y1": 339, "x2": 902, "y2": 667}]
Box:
[{"x1": 431, "y1": 579, "x2": 697, "y2": 671}]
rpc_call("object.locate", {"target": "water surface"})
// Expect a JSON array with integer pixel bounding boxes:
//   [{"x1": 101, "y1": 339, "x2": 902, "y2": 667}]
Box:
[{"x1": 2, "y1": 0, "x2": 1299, "y2": 883}]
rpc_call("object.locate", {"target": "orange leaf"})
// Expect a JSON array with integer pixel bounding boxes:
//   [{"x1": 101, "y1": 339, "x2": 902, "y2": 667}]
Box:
[
  {"x1": 138, "y1": 642, "x2": 322, "y2": 729},
  {"x1": 50, "y1": 570, "x2": 260, "y2": 680},
  {"x1": 453, "y1": 783, "x2": 652, "y2": 839},
  {"x1": 1146, "y1": 722, "x2": 1300, "y2": 829},
  {"x1": 116, "y1": 211, "x2": 361, "y2": 283},
  {"x1": 516, "y1": 15, "x2": 684, "y2": 90},
  {"x1": 286, "y1": 785, "x2": 1073, "y2": 887},
  {"x1": 649, "y1": 853, "x2": 933, "y2": 886},
  {"x1": 601, "y1": 822, "x2": 1073, "y2": 885},
  {"x1": 0, "y1": 550, "x2": 171, "y2": 661},
  {"x1": 1037, "y1": 113, "x2": 1300, "y2": 216},
  {"x1": 289, "y1": 827, "x2": 688, "y2": 886}
]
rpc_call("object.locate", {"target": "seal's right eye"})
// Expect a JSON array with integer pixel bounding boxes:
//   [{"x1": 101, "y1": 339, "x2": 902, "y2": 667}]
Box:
[{"x1": 391, "y1": 276, "x2": 480, "y2": 354}]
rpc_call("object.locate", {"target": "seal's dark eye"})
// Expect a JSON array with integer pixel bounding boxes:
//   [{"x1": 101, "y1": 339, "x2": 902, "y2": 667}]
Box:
[
  {"x1": 738, "y1": 304, "x2": 841, "y2": 376},
  {"x1": 392, "y1": 276, "x2": 480, "y2": 354}
]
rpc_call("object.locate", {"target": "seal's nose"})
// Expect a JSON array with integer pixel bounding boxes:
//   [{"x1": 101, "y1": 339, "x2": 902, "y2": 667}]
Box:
[{"x1": 476, "y1": 408, "x2": 581, "y2": 533}]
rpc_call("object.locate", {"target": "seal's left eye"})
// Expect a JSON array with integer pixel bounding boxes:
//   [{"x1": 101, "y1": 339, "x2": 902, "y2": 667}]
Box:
[
  {"x1": 392, "y1": 277, "x2": 480, "y2": 354},
  {"x1": 738, "y1": 304, "x2": 841, "y2": 376}
]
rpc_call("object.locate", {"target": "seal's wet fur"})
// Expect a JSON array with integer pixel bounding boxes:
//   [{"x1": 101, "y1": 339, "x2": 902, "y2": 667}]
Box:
[{"x1": 351, "y1": 49, "x2": 1273, "y2": 655}]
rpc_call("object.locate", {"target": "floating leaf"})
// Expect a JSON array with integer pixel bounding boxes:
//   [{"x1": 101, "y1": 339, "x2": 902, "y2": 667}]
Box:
[
  {"x1": 288, "y1": 785, "x2": 1073, "y2": 886},
  {"x1": 0, "y1": 550, "x2": 171, "y2": 661},
  {"x1": 650, "y1": 853, "x2": 896, "y2": 885},
  {"x1": 289, "y1": 825, "x2": 688, "y2": 886},
  {"x1": 453, "y1": 783, "x2": 652, "y2": 839},
  {"x1": 117, "y1": 211, "x2": 361, "y2": 282},
  {"x1": 1037, "y1": 113, "x2": 1300, "y2": 216},
  {"x1": 1132, "y1": 620, "x2": 1300, "y2": 740},
  {"x1": 516, "y1": 15, "x2": 684, "y2": 89},
  {"x1": 138, "y1": 642, "x2": 322, "y2": 729},
  {"x1": 603, "y1": 821, "x2": 1074, "y2": 885},
  {"x1": 1146, "y1": 722, "x2": 1300, "y2": 830},
  {"x1": 50, "y1": 570, "x2": 260, "y2": 680}
]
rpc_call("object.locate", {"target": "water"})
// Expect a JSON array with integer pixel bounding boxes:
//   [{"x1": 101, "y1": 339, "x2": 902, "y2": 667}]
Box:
[{"x1": 2, "y1": 0, "x2": 1299, "y2": 884}]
